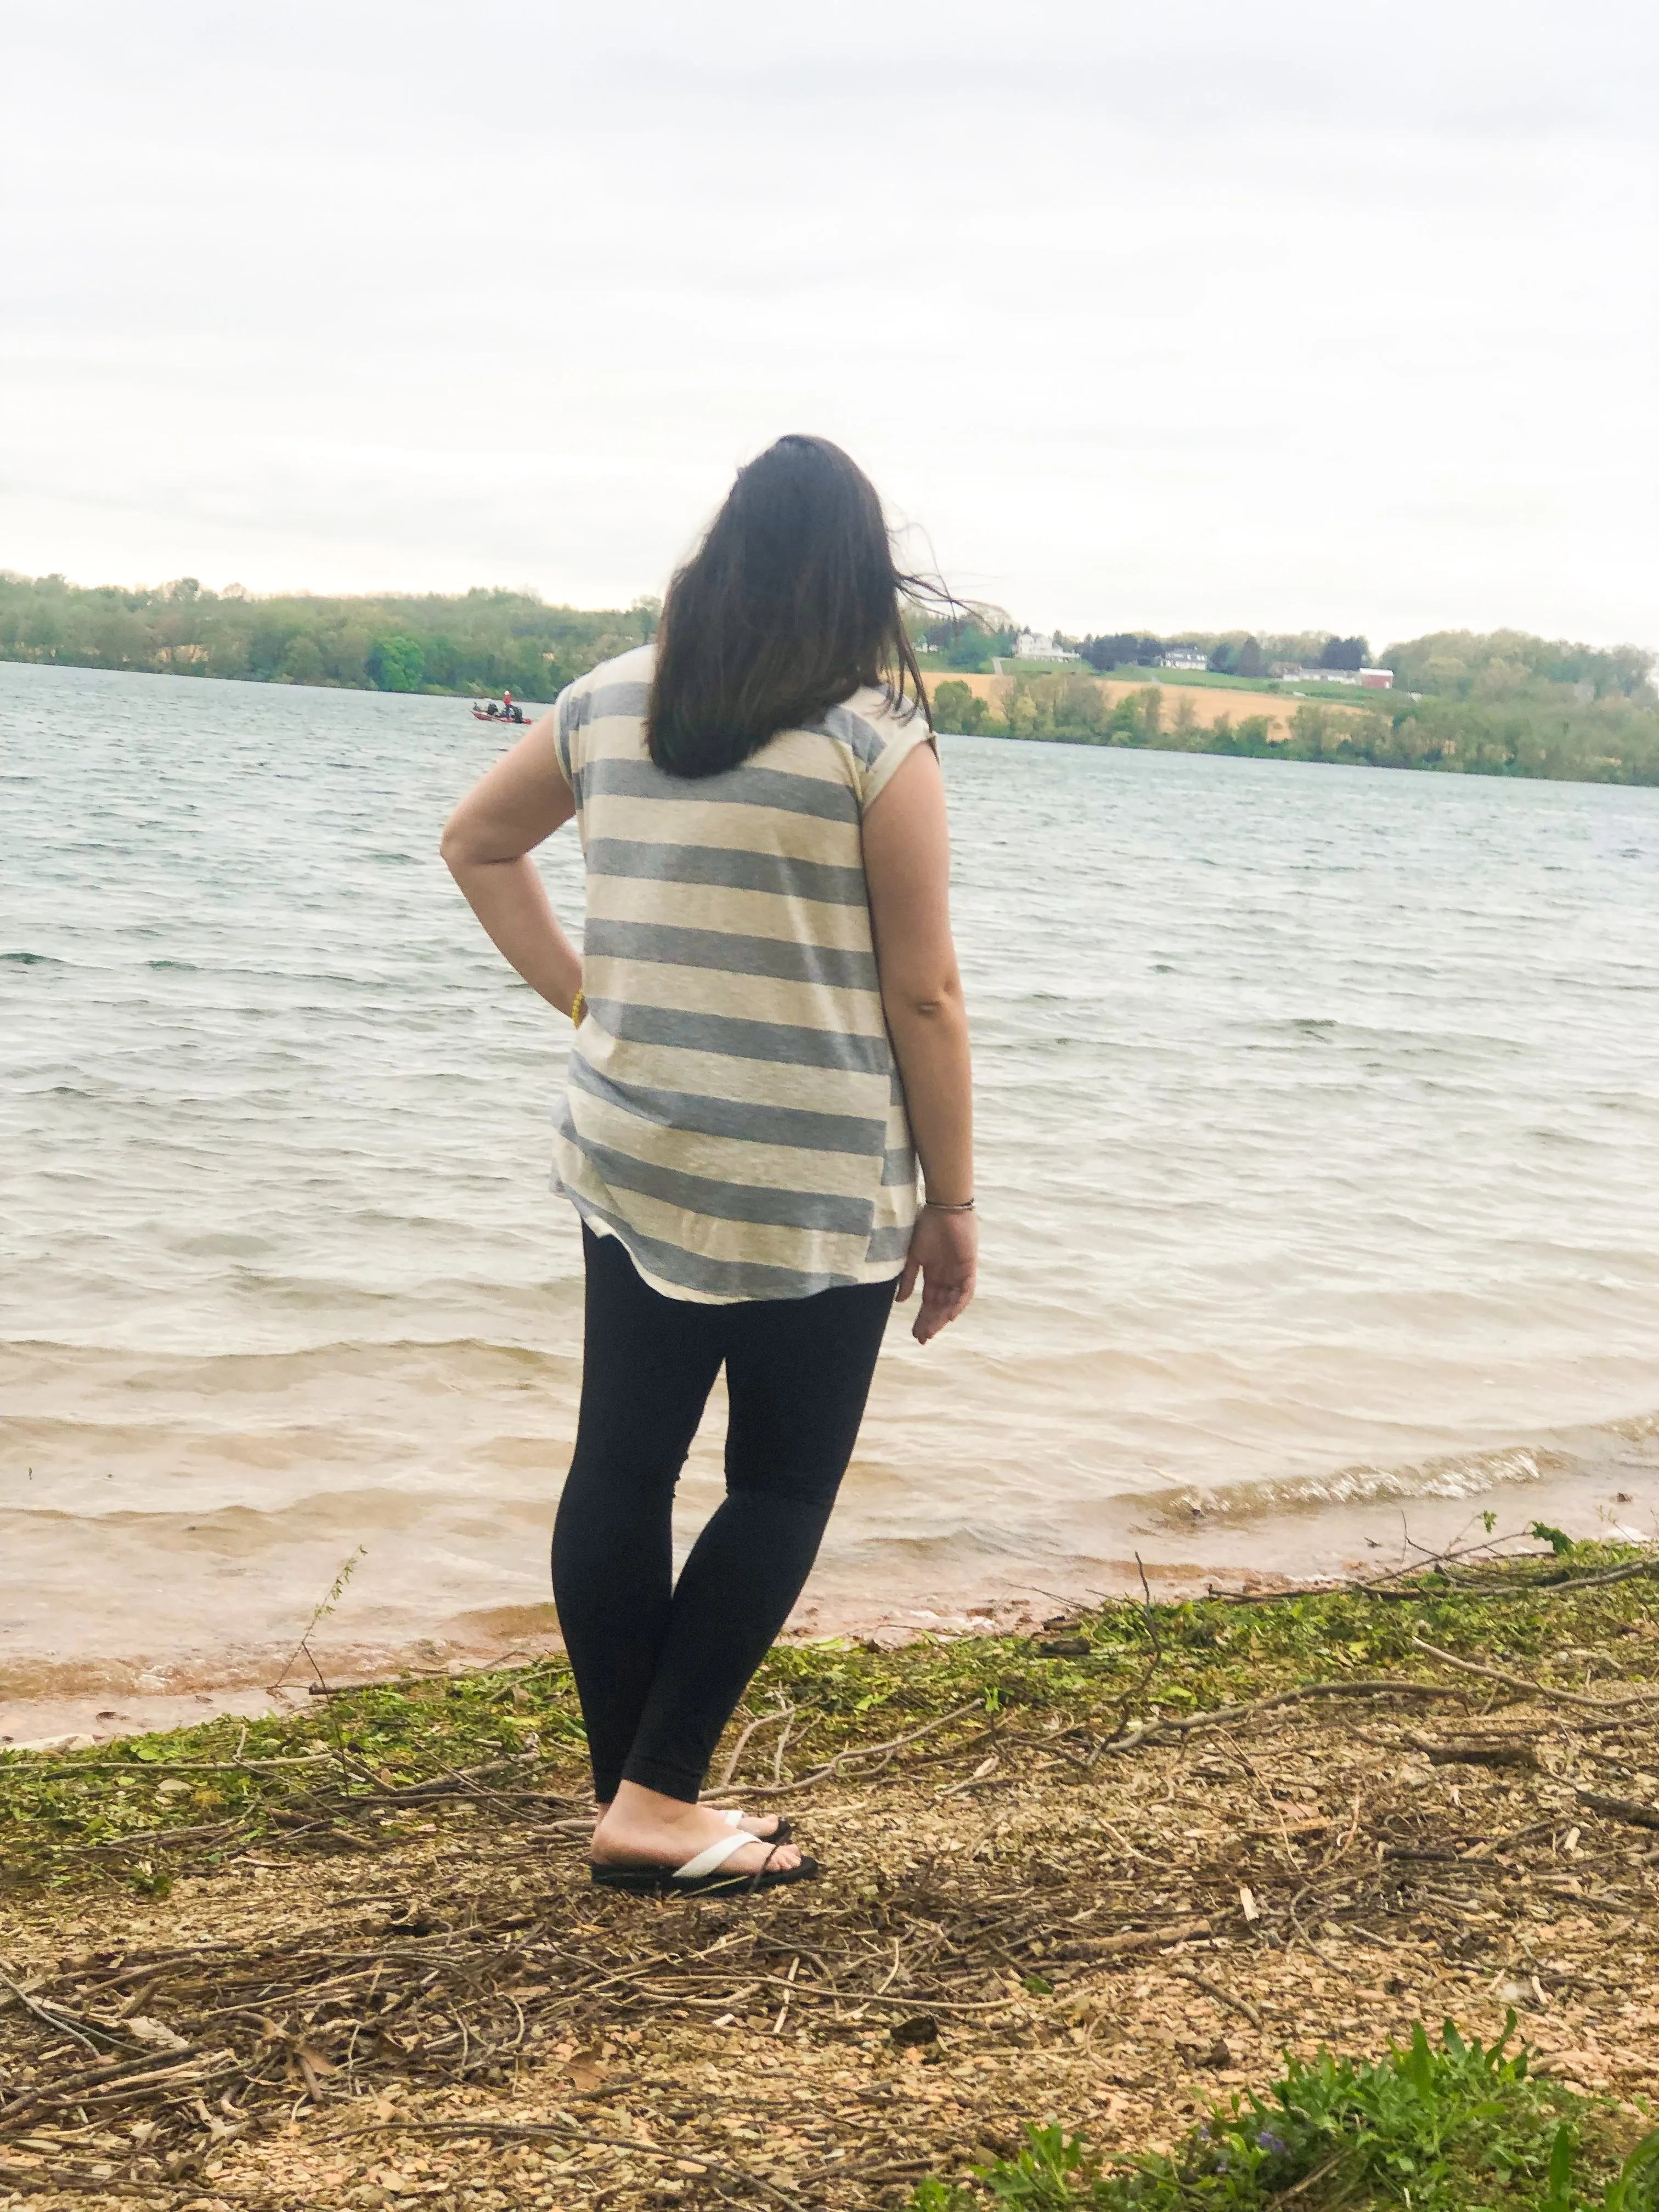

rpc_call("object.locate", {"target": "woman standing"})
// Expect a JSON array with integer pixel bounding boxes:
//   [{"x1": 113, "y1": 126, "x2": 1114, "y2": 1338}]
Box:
[{"x1": 442, "y1": 436, "x2": 975, "y2": 1893}]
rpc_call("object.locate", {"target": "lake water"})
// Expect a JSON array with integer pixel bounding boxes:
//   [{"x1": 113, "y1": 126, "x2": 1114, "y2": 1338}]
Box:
[{"x1": 5, "y1": 659, "x2": 1659, "y2": 1728}]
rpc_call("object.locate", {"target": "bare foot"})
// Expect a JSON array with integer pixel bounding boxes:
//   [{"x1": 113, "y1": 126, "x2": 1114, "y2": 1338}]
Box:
[
  {"x1": 592, "y1": 1781, "x2": 803, "y2": 1875},
  {"x1": 594, "y1": 1798, "x2": 785, "y2": 1842},
  {"x1": 708, "y1": 1804, "x2": 789, "y2": 1840}
]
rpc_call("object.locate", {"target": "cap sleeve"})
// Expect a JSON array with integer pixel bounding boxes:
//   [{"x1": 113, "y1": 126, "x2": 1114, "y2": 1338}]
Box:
[
  {"x1": 552, "y1": 680, "x2": 584, "y2": 788},
  {"x1": 849, "y1": 696, "x2": 936, "y2": 815}
]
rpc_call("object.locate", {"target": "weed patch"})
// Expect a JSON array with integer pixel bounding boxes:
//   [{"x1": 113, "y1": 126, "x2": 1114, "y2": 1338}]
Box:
[{"x1": 915, "y1": 2019, "x2": 1657, "y2": 2209}]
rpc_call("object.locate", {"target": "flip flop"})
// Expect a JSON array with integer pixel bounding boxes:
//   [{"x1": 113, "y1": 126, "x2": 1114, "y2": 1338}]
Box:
[
  {"x1": 591, "y1": 1829, "x2": 820, "y2": 1896},
  {"x1": 719, "y1": 1807, "x2": 793, "y2": 1844}
]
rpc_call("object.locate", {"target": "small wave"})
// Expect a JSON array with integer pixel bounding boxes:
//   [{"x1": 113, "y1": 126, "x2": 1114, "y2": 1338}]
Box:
[
  {"x1": 1141, "y1": 1442, "x2": 1567, "y2": 1526},
  {"x1": 0, "y1": 1334, "x2": 580, "y2": 1384},
  {"x1": 822, "y1": 1522, "x2": 1083, "y2": 1570}
]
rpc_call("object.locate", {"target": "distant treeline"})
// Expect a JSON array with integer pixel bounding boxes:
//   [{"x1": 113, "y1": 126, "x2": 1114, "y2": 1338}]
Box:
[
  {"x1": 912, "y1": 617, "x2": 1354, "y2": 677},
  {"x1": 912, "y1": 612, "x2": 1655, "y2": 701},
  {"x1": 5, "y1": 572, "x2": 1655, "y2": 783},
  {"x1": 933, "y1": 635, "x2": 1659, "y2": 787},
  {"x1": 0, "y1": 573, "x2": 658, "y2": 699}
]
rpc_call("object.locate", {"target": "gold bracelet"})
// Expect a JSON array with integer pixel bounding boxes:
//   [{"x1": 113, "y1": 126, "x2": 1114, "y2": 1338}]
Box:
[
  {"x1": 923, "y1": 1196, "x2": 975, "y2": 1213},
  {"x1": 569, "y1": 988, "x2": 585, "y2": 1026}
]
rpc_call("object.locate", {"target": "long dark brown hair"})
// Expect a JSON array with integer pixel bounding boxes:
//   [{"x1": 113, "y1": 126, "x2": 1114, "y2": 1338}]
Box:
[{"x1": 647, "y1": 435, "x2": 937, "y2": 778}]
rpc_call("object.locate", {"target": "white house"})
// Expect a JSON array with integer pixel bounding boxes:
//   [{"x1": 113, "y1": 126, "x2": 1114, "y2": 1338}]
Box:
[
  {"x1": 1158, "y1": 646, "x2": 1209, "y2": 671},
  {"x1": 1014, "y1": 630, "x2": 1080, "y2": 663}
]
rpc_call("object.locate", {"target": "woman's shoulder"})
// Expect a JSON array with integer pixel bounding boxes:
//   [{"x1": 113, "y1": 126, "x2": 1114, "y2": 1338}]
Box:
[
  {"x1": 793, "y1": 684, "x2": 934, "y2": 806},
  {"x1": 559, "y1": 644, "x2": 655, "y2": 726},
  {"x1": 805, "y1": 683, "x2": 915, "y2": 757},
  {"x1": 555, "y1": 645, "x2": 654, "y2": 774}
]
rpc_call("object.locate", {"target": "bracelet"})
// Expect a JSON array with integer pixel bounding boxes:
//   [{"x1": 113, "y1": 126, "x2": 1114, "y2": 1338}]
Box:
[
  {"x1": 569, "y1": 988, "x2": 585, "y2": 1026},
  {"x1": 923, "y1": 1196, "x2": 975, "y2": 1213}
]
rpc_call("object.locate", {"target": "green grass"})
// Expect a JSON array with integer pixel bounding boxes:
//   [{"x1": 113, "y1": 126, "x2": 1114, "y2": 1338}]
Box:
[
  {"x1": 3, "y1": 1537, "x2": 1656, "y2": 1891},
  {"x1": 0, "y1": 1659, "x2": 591, "y2": 1892},
  {"x1": 911, "y1": 2019, "x2": 1659, "y2": 2210}
]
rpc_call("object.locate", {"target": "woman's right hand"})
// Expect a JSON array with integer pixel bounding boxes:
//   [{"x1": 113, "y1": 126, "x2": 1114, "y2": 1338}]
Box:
[{"x1": 897, "y1": 1206, "x2": 978, "y2": 1344}]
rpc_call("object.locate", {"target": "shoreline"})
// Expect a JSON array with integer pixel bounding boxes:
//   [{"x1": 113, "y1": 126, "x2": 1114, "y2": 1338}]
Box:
[
  {"x1": 0, "y1": 1561, "x2": 1305, "y2": 1754},
  {"x1": 7, "y1": 1439, "x2": 1655, "y2": 1752},
  {"x1": 2, "y1": 1543, "x2": 1656, "y2": 2208}
]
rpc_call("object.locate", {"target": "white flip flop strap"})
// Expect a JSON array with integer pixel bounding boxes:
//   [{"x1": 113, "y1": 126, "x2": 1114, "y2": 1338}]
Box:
[{"x1": 675, "y1": 1827, "x2": 759, "y2": 1882}]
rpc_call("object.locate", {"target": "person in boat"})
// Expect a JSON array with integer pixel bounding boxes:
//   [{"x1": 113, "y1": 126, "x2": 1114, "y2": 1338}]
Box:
[
  {"x1": 440, "y1": 435, "x2": 977, "y2": 1896},
  {"x1": 503, "y1": 692, "x2": 522, "y2": 724},
  {"x1": 484, "y1": 701, "x2": 500, "y2": 718}
]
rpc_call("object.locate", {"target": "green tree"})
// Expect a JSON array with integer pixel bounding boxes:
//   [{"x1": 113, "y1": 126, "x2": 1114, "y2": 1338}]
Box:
[
  {"x1": 247, "y1": 620, "x2": 294, "y2": 681},
  {"x1": 328, "y1": 627, "x2": 370, "y2": 685},
  {"x1": 277, "y1": 635, "x2": 326, "y2": 685},
  {"x1": 1383, "y1": 629, "x2": 1656, "y2": 702},
  {"x1": 1006, "y1": 689, "x2": 1039, "y2": 738},
  {"x1": 1236, "y1": 635, "x2": 1265, "y2": 679},
  {"x1": 369, "y1": 634, "x2": 425, "y2": 692},
  {"x1": 91, "y1": 607, "x2": 154, "y2": 667},
  {"x1": 920, "y1": 619, "x2": 1011, "y2": 674},
  {"x1": 1170, "y1": 689, "x2": 1203, "y2": 744},
  {"x1": 930, "y1": 679, "x2": 989, "y2": 734}
]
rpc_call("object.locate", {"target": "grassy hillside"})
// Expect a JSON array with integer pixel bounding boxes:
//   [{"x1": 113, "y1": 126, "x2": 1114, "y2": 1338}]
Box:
[{"x1": 932, "y1": 642, "x2": 1659, "y2": 786}]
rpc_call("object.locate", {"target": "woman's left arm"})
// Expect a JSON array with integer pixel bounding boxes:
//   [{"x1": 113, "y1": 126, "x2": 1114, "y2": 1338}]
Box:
[{"x1": 440, "y1": 715, "x2": 584, "y2": 1015}]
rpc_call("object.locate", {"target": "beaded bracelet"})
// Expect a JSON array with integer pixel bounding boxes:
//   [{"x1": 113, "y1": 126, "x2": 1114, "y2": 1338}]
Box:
[{"x1": 569, "y1": 988, "x2": 585, "y2": 1026}]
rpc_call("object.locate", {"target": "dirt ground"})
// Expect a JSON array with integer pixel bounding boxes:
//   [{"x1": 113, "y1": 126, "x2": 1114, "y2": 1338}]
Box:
[{"x1": 4, "y1": 1679, "x2": 1658, "y2": 2211}]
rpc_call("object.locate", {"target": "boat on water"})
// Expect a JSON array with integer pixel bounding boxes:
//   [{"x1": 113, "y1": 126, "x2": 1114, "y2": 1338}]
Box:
[{"x1": 472, "y1": 698, "x2": 529, "y2": 725}]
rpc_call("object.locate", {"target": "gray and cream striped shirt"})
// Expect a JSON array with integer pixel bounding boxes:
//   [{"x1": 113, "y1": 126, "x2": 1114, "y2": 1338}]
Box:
[{"x1": 549, "y1": 645, "x2": 929, "y2": 1302}]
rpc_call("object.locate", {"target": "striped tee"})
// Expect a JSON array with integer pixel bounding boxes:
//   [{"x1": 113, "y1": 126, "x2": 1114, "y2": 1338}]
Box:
[{"x1": 548, "y1": 644, "x2": 932, "y2": 1302}]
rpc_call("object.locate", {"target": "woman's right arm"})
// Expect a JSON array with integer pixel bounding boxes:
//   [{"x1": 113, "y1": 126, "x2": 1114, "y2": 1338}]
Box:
[
  {"x1": 862, "y1": 742, "x2": 977, "y2": 1344},
  {"x1": 440, "y1": 716, "x2": 584, "y2": 1015}
]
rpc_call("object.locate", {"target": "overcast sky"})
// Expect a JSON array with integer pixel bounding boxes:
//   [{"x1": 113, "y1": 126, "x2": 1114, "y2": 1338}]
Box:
[{"x1": 5, "y1": 1, "x2": 1656, "y2": 646}]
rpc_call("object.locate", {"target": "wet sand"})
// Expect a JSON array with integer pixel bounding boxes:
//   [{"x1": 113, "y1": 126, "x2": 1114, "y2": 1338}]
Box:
[{"x1": 6, "y1": 1444, "x2": 1654, "y2": 1751}]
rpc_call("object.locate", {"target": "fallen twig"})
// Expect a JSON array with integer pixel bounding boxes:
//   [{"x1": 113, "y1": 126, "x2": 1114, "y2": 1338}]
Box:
[
  {"x1": 1173, "y1": 1967, "x2": 1265, "y2": 2029},
  {"x1": 1410, "y1": 1635, "x2": 1659, "y2": 1713},
  {"x1": 1099, "y1": 1677, "x2": 1472, "y2": 1755},
  {"x1": 713, "y1": 1704, "x2": 798, "y2": 1792},
  {"x1": 738, "y1": 1700, "x2": 985, "y2": 1796},
  {"x1": 1573, "y1": 1788, "x2": 1659, "y2": 1832}
]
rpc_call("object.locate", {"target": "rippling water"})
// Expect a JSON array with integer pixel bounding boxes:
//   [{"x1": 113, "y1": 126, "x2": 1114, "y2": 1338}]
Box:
[{"x1": 6, "y1": 660, "x2": 1659, "y2": 1715}]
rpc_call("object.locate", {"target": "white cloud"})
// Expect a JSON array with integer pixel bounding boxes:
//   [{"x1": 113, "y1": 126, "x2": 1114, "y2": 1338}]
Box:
[{"x1": 4, "y1": 0, "x2": 1656, "y2": 645}]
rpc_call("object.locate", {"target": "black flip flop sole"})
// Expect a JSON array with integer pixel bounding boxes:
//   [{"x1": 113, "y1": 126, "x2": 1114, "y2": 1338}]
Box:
[{"x1": 590, "y1": 1853, "x2": 820, "y2": 1897}]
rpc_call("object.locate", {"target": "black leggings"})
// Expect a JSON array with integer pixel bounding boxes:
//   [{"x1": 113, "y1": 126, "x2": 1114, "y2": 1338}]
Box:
[{"x1": 551, "y1": 1224, "x2": 898, "y2": 1804}]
